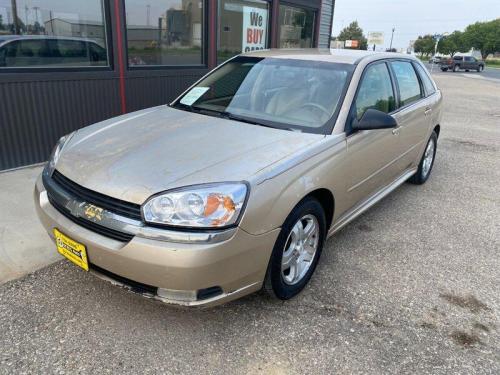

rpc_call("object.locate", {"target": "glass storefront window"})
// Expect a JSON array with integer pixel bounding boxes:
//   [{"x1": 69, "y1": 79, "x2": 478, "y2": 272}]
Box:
[
  {"x1": 218, "y1": 0, "x2": 269, "y2": 63},
  {"x1": 0, "y1": 0, "x2": 108, "y2": 68},
  {"x1": 125, "y1": 0, "x2": 204, "y2": 67},
  {"x1": 279, "y1": 4, "x2": 315, "y2": 49}
]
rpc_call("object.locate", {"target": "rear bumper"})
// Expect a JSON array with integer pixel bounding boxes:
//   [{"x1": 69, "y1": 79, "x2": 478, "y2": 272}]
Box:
[{"x1": 34, "y1": 174, "x2": 279, "y2": 307}]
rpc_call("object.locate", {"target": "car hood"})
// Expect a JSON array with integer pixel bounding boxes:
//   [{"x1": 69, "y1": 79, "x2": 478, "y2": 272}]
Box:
[{"x1": 56, "y1": 106, "x2": 323, "y2": 204}]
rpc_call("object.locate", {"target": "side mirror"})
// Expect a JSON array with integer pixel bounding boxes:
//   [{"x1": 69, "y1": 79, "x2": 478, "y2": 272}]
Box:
[{"x1": 352, "y1": 109, "x2": 398, "y2": 131}]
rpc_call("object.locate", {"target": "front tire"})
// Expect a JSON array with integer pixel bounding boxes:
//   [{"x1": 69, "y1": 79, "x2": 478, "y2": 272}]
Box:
[
  {"x1": 408, "y1": 131, "x2": 438, "y2": 185},
  {"x1": 264, "y1": 197, "x2": 326, "y2": 300},
  {"x1": 477, "y1": 65, "x2": 484, "y2": 72},
  {"x1": 453, "y1": 64, "x2": 460, "y2": 72},
  {"x1": 441, "y1": 67, "x2": 448, "y2": 72}
]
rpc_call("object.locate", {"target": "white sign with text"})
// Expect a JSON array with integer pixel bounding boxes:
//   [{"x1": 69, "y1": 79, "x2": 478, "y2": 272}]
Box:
[{"x1": 242, "y1": 7, "x2": 268, "y2": 53}]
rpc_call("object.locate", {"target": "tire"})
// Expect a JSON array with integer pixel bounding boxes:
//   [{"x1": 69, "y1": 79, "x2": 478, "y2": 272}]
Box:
[
  {"x1": 465, "y1": 69, "x2": 470, "y2": 72},
  {"x1": 453, "y1": 64, "x2": 460, "y2": 72},
  {"x1": 408, "y1": 131, "x2": 438, "y2": 185},
  {"x1": 441, "y1": 68, "x2": 448, "y2": 72},
  {"x1": 264, "y1": 197, "x2": 326, "y2": 300},
  {"x1": 477, "y1": 65, "x2": 484, "y2": 72}
]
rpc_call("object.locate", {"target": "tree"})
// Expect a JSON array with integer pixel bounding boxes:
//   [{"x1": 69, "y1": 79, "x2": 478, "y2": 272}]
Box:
[
  {"x1": 438, "y1": 31, "x2": 466, "y2": 57},
  {"x1": 414, "y1": 35, "x2": 435, "y2": 57},
  {"x1": 463, "y1": 19, "x2": 500, "y2": 59},
  {"x1": 335, "y1": 21, "x2": 368, "y2": 50}
]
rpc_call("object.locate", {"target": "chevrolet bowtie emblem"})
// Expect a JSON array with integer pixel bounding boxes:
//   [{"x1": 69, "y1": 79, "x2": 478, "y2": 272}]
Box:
[{"x1": 83, "y1": 204, "x2": 104, "y2": 221}]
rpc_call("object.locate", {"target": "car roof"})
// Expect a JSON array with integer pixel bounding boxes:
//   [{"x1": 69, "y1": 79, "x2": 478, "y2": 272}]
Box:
[{"x1": 242, "y1": 48, "x2": 418, "y2": 65}]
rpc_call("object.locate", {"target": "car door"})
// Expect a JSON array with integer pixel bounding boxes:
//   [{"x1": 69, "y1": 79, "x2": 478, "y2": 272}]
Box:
[
  {"x1": 463, "y1": 56, "x2": 472, "y2": 70},
  {"x1": 345, "y1": 61, "x2": 401, "y2": 206},
  {"x1": 388, "y1": 60, "x2": 430, "y2": 170},
  {"x1": 469, "y1": 57, "x2": 478, "y2": 70}
]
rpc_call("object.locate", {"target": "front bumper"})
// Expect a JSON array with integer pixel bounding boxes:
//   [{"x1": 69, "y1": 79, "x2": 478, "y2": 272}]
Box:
[{"x1": 34, "y1": 174, "x2": 279, "y2": 307}]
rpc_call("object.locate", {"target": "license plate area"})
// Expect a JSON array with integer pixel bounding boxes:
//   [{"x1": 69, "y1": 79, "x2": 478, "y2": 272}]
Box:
[{"x1": 54, "y1": 228, "x2": 89, "y2": 271}]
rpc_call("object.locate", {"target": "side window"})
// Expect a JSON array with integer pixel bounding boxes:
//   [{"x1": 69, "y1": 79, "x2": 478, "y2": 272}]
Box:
[
  {"x1": 0, "y1": 45, "x2": 6, "y2": 66},
  {"x1": 0, "y1": 0, "x2": 109, "y2": 69},
  {"x1": 5, "y1": 40, "x2": 47, "y2": 67},
  {"x1": 354, "y1": 63, "x2": 396, "y2": 120},
  {"x1": 390, "y1": 61, "x2": 422, "y2": 107},
  {"x1": 414, "y1": 63, "x2": 436, "y2": 96}
]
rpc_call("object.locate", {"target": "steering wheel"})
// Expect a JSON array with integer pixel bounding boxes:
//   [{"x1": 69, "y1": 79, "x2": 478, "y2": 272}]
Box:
[{"x1": 296, "y1": 102, "x2": 331, "y2": 119}]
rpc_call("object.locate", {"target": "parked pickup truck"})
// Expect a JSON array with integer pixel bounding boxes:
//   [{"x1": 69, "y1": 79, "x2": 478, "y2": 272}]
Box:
[{"x1": 440, "y1": 55, "x2": 485, "y2": 72}]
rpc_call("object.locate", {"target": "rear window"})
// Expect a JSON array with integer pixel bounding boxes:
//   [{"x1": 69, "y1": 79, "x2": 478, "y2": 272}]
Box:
[
  {"x1": 414, "y1": 63, "x2": 436, "y2": 96},
  {"x1": 390, "y1": 61, "x2": 422, "y2": 107}
]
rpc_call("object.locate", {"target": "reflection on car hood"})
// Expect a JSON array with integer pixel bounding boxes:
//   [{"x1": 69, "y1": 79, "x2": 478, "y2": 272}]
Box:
[{"x1": 56, "y1": 106, "x2": 323, "y2": 204}]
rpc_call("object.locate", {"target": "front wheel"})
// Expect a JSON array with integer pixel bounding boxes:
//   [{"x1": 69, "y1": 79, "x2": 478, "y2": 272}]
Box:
[
  {"x1": 477, "y1": 65, "x2": 484, "y2": 72},
  {"x1": 441, "y1": 67, "x2": 448, "y2": 72},
  {"x1": 453, "y1": 64, "x2": 460, "y2": 72},
  {"x1": 264, "y1": 197, "x2": 326, "y2": 300},
  {"x1": 408, "y1": 131, "x2": 438, "y2": 185}
]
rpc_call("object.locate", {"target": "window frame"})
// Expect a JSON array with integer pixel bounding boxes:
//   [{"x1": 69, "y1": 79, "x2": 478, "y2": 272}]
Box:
[
  {"x1": 0, "y1": 0, "x2": 113, "y2": 73},
  {"x1": 216, "y1": 0, "x2": 272, "y2": 65},
  {"x1": 278, "y1": 2, "x2": 318, "y2": 49},
  {"x1": 124, "y1": 0, "x2": 209, "y2": 70},
  {"x1": 346, "y1": 60, "x2": 398, "y2": 135},
  {"x1": 387, "y1": 59, "x2": 425, "y2": 110},
  {"x1": 412, "y1": 61, "x2": 437, "y2": 98}
]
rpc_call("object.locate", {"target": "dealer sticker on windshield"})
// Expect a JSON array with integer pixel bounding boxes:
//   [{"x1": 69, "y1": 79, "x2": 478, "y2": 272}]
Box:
[{"x1": 180, "y1": 87, "x2": 210, "y2": 106}]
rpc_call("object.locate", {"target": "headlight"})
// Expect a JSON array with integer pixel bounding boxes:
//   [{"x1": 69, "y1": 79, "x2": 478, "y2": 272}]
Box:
[
  {"x1": 47, "y1": 132, "x2": 75, "y2": 175},
  {"x1": 142, "y1": 183, "x2": 248, "y2": 229}
]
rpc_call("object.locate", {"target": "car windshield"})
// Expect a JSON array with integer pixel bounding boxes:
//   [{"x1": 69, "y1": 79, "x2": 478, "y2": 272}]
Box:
[{"x1": 172, "y1": 56, "x2": 354, "y2": 133}]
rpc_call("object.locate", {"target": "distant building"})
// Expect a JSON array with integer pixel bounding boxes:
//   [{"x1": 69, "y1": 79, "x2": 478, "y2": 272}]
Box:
[{"x1": 44, "y1": 18, "x2": 105, "y2": 46}]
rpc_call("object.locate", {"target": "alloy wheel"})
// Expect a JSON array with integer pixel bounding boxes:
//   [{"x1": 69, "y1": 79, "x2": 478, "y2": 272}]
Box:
[
  {"x1": 422, "y1": 138, "x2": 435, "y2": 178},
  {"x1": 281, "y1": 214, "x2": 319, "y2": 285}
]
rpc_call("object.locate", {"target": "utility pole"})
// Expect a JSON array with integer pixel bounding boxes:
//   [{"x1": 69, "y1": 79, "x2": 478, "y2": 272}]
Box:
[
  {"x1": 389, "y1": 27, "x2": 395, "y2": 50},
  {"x1": 24, "y1": 5, "x2": 28, "y2": 28},
  {"x1": 33, "y1": 6, "x2": 39, "y2": 24},
  {"x1": 11, "y1": 0, "x2": 20, "y2": 34},
  {"x1": 146, "y1": 4, "x2": 151, "y2": 26}
]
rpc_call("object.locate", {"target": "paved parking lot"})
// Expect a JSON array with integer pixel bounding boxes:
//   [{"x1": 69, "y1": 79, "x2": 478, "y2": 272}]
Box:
[{"x1": 1, "y1": 72, "x2": 499, "y2": 374}]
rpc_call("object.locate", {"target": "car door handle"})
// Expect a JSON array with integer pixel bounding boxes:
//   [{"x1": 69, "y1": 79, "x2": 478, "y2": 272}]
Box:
[
  {"x1": 424, "y1": 107, "x2": 432, "y2": 116},
  {"x1": 392, "y1": 126, "x2": 401, "y2": 135}
]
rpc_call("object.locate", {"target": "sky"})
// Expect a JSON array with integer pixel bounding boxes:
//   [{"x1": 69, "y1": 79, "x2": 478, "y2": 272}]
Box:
[{"x1": 332, "y1": 0, "x2": 500, "y2": 51}]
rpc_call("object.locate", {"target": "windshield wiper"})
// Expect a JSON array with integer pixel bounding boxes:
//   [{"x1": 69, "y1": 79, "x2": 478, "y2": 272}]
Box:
[{"x1": 173, "y1": 103, "x2": 293, "y2": 131}]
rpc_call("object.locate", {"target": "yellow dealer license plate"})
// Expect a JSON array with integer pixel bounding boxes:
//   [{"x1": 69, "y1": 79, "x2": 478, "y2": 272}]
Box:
[{"x1": 54, "y1": 229, "x2": 89, "y2": 271}]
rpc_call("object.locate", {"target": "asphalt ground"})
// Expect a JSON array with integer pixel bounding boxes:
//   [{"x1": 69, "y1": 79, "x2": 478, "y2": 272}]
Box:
[{"x1": 1, "y1": 72, "x2": 499, "y2": 374}]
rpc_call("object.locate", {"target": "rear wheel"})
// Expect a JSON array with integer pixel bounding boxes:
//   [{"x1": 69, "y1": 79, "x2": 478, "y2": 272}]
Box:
[
  {"x1": 264, "y1": 197, "x2": 326, "y2": 300},
  {"x1": 408, "y1": 131, "x2": 438, "y2": 185},
  {"x1": 441, "y1": 67, "x2": 448, "y2": 72}
]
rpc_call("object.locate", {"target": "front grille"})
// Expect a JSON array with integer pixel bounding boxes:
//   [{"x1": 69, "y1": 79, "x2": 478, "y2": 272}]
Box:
[
  {"x1": 89, "y1": 263, "x2": 158, "y2": 295},
  {"x1": 48, "y1": 194, "x2": 134, "y2": 242},
  {"x1": 52, "y1": 170, "x2": 142, "y2": 220}
]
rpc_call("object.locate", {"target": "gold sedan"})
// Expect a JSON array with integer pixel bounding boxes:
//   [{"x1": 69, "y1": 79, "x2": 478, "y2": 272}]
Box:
[{"x1": 35, "y1": 49, "x2": 442, "y2": 306}]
